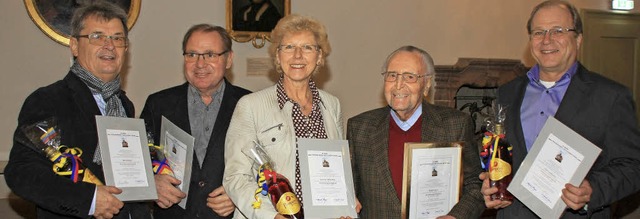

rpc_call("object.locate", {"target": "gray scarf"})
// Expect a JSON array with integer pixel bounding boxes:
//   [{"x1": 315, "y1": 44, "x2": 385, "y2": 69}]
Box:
[{"x1": 71, "y1": 62, "x2": 127, "y2": 164}]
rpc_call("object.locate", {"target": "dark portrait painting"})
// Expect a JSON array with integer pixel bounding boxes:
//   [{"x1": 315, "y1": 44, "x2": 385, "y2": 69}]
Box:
[
  {"x1": 25, "y1": 0, "x2": 139, "y2": 46},
  {"x1": 232, "y1": 0, "x2": 284, "y2": 32},
  {"x1": 35, "y1": 0, "x2": 131, "y2": 36}
]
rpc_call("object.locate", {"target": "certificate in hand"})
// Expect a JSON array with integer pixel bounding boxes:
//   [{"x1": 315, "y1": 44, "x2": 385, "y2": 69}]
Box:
[
  {"x1": 96, "y1": 116, "x2": 157, "y2": 201},
  {"x1": 160, "y1": 116, "x2": 195, "y2": 209},
  {"x1": 297, "y1": 138, "x2": 358, "y2": 218},
  {"x1": 508, "y1": 117, "x2": 601, "y2": 219},
  {"x1": 401, "y1": 142, "x2": 462, "y2": 219}
]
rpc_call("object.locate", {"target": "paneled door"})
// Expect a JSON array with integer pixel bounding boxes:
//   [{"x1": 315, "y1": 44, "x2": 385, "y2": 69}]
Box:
[{"x1": 580, "y1": 9, "x2": 640, "y2": 124}]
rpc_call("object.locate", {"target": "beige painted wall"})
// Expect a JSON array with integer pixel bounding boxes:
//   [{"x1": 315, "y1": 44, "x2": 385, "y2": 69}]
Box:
[{"x1": 0, "y1": 0, "x2": 632, "y2": 160}]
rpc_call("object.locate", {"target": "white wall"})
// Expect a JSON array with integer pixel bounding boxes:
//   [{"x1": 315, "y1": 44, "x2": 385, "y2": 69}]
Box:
[{"x1": 0, "y1": 0, "x2": 631, "y2": 160}]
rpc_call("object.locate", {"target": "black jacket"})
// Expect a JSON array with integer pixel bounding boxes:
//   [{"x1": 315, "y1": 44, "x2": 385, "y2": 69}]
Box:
[
  {"x1": 496, "y1": 63, "x2": 640, "y2": 218},
  {"x1": 5, "y1": 72, "x2": 150, "y2": 218},
  {"x1": 140, "y1": 79, "x2": 250, "y2": 219}
]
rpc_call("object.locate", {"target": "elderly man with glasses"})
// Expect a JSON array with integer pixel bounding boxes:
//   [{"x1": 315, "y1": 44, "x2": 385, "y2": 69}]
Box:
[
  {"x1": 347, "y1": 45, "x2": 485, "y2": 219},
  {"x1": 5, "y1": 2, "x2": 151, "y2": 219},
  {"x1": 139, "y1": 24, "x2": 250, "y2": 219}
]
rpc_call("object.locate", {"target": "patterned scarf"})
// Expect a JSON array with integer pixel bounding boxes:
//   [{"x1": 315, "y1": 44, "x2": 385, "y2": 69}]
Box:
[{"x1": 71, "y1": 61, "x2": 126, "y2": 164}]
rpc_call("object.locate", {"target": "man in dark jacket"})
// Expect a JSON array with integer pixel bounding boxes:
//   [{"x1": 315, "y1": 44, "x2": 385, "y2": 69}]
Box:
[
  {"x1": 5, "y1": 1, "x2": 150, "y2": 218},
  {"x1": 481, "y1": 1, "x2": 640, "y2": 218},
  {"x1": 140, "y1": 24, "x2": 251, "y2": 219}
]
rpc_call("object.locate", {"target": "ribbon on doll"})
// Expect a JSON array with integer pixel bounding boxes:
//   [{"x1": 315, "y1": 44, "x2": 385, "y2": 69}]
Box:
[
  {"x1": 51, "y1": 147, "x2": 83, "y2": 183},
  {"x1": 152, "y1": 158, "x2": 172, "y2": 175},
  {"x1": 149, "y1": 143, "x2": 174, "y2": 175},
  {"x1": 480, "y1": 131, "x2": 512, "y2": 170},
  {"x1": 490, "y1": 134, "x2": 502, "y2": 169},
  {"x1": 252, "y1": 164, "x2": 270, "y2": 209}
]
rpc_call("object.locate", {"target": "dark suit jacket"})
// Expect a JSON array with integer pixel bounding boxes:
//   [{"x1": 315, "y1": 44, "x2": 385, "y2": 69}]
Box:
[
  {"x1": 497, "y1": 63, "x2": 640, "y2": 219},
  {"x1": 140, "y1": 79, "x2": 250, "y2": 219},
  {"x1": 5, "y1": 72, "x2": 150, "y2": 219},
  {"x1": 347, "y1": 103, "x2": 485, "y2": 219}
]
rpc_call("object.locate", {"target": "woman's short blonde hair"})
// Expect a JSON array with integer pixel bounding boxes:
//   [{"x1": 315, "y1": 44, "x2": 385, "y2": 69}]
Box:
[{"x1": 269, "y1": 14, "x2": 331, "y2": 74}]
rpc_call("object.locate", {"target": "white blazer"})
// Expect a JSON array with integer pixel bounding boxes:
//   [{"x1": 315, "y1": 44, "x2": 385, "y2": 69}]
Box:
[{"x1": 223, "y1": 84, "x2": 343, "y2": 219}]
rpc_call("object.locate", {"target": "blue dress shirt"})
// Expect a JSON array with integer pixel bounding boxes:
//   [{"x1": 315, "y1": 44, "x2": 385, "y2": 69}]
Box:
[{"x1": 520, "y1": 62, "x2": 577, "y2": 151}]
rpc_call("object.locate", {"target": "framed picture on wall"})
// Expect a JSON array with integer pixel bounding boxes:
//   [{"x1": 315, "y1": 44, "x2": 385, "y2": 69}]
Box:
[
  {"x1": 24, "y1": 0, "x2": 141, "y2": 46},
  {"x1": 226, "y1": 0, "x2": 290, "y2": 48}
]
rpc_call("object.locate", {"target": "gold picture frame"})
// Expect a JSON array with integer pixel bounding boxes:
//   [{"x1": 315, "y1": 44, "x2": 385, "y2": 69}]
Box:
[
  {"x1": 401, "y1": 142, "x2": 463, "y2": 219},
  {"x1": 24, "y1": 0, "x2": 141, "y2": 46},
  {"x1": 226, "y1": 0, "x2": 290, "y2": 49}
]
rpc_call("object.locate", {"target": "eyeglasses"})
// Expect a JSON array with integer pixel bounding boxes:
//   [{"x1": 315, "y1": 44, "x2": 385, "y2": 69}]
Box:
[
  {"x1": 278, "y1": 44, "x2": 320, "y2": 54},
  {"x1": 381, "y1": 72, "x2": 428, "y2": 83},
  {"x1": 530, "y1": 27, "x2": 576, "y2": 40},
  {"x1": 74, "y1": 33, "x2": 128, "y2": 47},
  {"x1": 183, "y1": 51, "x2": 229, "y2": 63}
]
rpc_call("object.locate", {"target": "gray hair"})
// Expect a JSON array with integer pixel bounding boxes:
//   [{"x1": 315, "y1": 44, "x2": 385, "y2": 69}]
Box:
[
  {"x1": 182, "y1": 24, "x2": 233, "y2": 53},
  {"x1": 71, "y1": 1, "x2": 129, "y2": 37},
  {"x1": 382, "y1": 45, "x2": 437, "y2": 103},
  {"x1": 526, "y1": 0, "x2": 583, "y2": 35}
]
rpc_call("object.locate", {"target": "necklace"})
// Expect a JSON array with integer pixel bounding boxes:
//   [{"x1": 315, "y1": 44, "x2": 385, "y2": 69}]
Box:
[
  {"x1": 300, "y1": 101, "x2": 312, "y2": 110},
  {"x1": 297, "y1": 98, "x2": 313, "y2": 116}
]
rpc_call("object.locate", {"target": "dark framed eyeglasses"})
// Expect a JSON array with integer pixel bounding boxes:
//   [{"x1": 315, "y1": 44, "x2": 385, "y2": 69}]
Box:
[
  {"x1": 74, "y1": 33, "x2": 128, "y2": 47},
  {"x1": 182, "y1": 50, "x2": 229, "y2": 63},
  {"x1": 381, "y1": 72, "x2": 428, "y2": 83},
  {"x1": 530, "y1": 27, "x2": 576, "y2": 40}
]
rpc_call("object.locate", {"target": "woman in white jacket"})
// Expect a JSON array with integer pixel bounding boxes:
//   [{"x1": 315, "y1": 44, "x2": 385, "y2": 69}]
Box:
[{"x1": 223, "y1": 14, "x2": 349, "y2": 219}]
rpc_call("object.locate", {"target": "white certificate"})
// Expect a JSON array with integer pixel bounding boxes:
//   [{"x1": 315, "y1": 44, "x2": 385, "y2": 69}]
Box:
[
  {"x1": 105, "y1": 129, "x2": 149, "y2": 188},
  {"x1": 508, "y1": 117, "x2": 601, "y2": 219},
  {"x1": 307, "y1": 150, "x2": 348, "y2": 206},
  {"x1": 160, "y1": 116, "x2": 194, "y2": 209},
  {"x1": 402, "y1": 142, "x2": 462, "y2": 219},
  {"x1": 521, "y1": 133, "x2": 583, "y2": 208},
  {"x1": 414, "y1": 157, "x2": 453, "y2": 217},
  {"x1": 96, "y1": 116, "x2": 157, "y2": 201},
  {"x1": 298, "y1": 138, "x2": 358, "y2": 218},
  {"x1": 164, "y1": 132, "x2": 187, "y2": 190}
]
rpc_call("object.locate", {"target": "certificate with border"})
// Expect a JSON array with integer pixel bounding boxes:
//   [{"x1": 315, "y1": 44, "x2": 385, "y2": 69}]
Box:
[
  {"x1": 95, "y1": 116, "x2": 157, "y2": 201},
  {"x1": 298, "y1": 138, "x2": 358, "y2": 218},
  {"x1": 401, "y1": 142, "x2": 463, "y2": 219},
  {"x1": 160, "y1": 116, "x2": 195, "y2": 209},
  {"x1": 508, "y1": 117, "x2": 601, "y2": 219}
]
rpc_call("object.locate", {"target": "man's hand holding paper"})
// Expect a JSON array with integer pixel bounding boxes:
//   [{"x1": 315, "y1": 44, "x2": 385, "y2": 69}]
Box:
[
  {"x1": 561, "y1": 179, "x2": 592, "y2": 211},
  {"x1": 154, "y1": 174, "x2": 185, "y2": 209}
]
